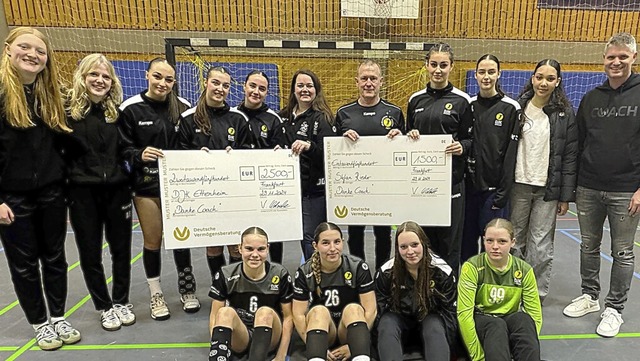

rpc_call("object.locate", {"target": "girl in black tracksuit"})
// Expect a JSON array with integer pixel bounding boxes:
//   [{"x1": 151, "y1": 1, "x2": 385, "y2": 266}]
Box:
[
  {"x1": 233, "y1": 70, "x2": 286, "y2": 263},
  {"x1": 118, "y1": 57, "x2": 196, "y2": 320},
  {"x1": 375, "y1": 221, "x2": 457, "y2": 361},
  {"x1": 280, "y1": 69, "x2": 336, "y2": 261},
  {"x1": 461, "y1": 54, "x2": 521, "y2": 263},
  {"x1": 406, "y1": 43, "x2": 473, "y2": 275},
  {"x1": 0, "y1": 27, "x2": 80, "y2": 350},
  {"x1": 66, "y1": 54, "x2": 135, "y2": 331},
  {"x1": 177, "y1": 66, "x2": 251, "y2": 281}
]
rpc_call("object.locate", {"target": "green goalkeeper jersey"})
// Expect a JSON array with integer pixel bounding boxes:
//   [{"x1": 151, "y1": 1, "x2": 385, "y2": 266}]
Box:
[{"x1": 457, "y1": 253, "x2": 542, "y2": 361}]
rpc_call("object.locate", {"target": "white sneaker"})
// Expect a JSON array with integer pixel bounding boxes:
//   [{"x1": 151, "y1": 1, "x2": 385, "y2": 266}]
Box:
[
  {"x1": 180, "y1": 292, "x2": 201, "y2": 313},
  {"x1": 114, "y1": 304, "x2": 136, "y2": 326},
  {"x1": 563, "y1": 294, "x2": 600, "y2": 317},
  {"x1": 596, "y1": 307, "x2": 623, "y2": 337},
  {"x1": 150, "y1": 293, "x2": 170, "y2": 321},
  {"x1": 100, "y1": 308, "x2": 122, "y2": 331},
  {"x1": 53, "y1": 319, "x2": 82, "y2": 345},
  {"x1": 34, "y1": 323, "x2": 63, "y2": 351}
]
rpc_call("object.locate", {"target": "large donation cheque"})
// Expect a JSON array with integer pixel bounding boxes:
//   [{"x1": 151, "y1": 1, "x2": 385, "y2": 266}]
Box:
[
  {"x1": 159, "y1": 150, "x2": 303, "y2": 249},
  {"x1": 325, "y1": 135, "x2": 452, "y2": 226}
]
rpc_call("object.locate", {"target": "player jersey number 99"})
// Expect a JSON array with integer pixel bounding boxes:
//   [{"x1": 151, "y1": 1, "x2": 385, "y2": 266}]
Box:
[{"x1": 489, "y1": 287, "x2": 505, "y2": 304}]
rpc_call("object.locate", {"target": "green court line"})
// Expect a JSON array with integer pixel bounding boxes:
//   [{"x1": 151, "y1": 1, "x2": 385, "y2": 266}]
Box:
[
  {"x1": 0, "y1": 347, "x2": 19, "y2": 351},
  {"x1": 540, "y1": 332, "x2": 640, "y2": 340},
  {"x1": 0, "y1": 222, "x2": 140, "y2": 317},
  {"x1": 6, "y1": 226, "x2": 143, "y2": 361},
  {"x1": 28, "y1": 343, "x2": 210, "y2": 351}
]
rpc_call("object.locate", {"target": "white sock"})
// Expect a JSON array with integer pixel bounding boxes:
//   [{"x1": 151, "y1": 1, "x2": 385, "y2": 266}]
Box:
[
  {"x1": 50, "y1": 316, "x2": 65, "y2": 324},
  {"x1": 308, "y1": 358, "x2": 325, "y2": 361},
  {"x1": 147, "y1": 277, "x2": 162, "y2": 296},
  {"x1": 351, "y1": 356, "x2": 370, "y2": 361},
  {"x1": 32, "y1": 321, "x2": 48, "y2": 331}
]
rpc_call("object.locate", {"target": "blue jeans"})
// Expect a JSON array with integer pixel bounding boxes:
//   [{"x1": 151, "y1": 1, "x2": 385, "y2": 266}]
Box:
[
  {"x1": 301, "y1": 194, "x2": 326, "y2": 261},
  {"x1": 510, "y1": 183, "x2": 558, "y2": 300},
  {"x1": 576, "y1": 186, "x2": 638, "y2": 312}
]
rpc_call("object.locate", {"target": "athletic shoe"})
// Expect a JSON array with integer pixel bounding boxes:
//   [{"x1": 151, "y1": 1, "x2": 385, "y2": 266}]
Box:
[
  {"x1": 563, "y1": 294, "x2": 600, "y2": 317},
  {"x1": 180, "y1": 292, "x2": 201, "y2": 313},
  {"x1": 100, "y1": 307, "x2": 122, "y2": 331},
  {"x1": 114, "y1": 304, "x2": 136, "y2": 326},
  {"x1": 53, "y1": 319, "x2": 82, "y2": 345},
  {"x1": 34, "y1": 323, "x2": 63, "y2": 351},
  {"x1": 150, "y1": 293, "x2": 170, "y2": 320},
  {"x1": 596, "y1": 307, "x2": 624, "y2": 337}
]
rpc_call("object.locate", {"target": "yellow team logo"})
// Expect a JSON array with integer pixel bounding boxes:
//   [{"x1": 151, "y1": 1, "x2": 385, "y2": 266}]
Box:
[
  {"x1": 344, "y1": 271, "x2": 353, "y2": 280},
  {"x1": 381, "y1": 116, "x2": 393, "y2": 129},
  {"x1": 261, "y1": 124, "x2": 268, "y2": 132},
  {"x1": 228, "y1": 127, "x2": 236, "y2": 135},
  {"x1": 271, "y1": 276, "x2": 280, "y2": 285},
  {"x1": 173, "y1": 227, "x2": 191, "y2": 241},
  {"x1": 444, "y1": 103, "x2": 453, "y2": 110},
  {"x1": 429, "y1": 280, "x2": 435, "y2": 288},
  {"x1": 496, "y1": 113, "x2": 504, "y2": 121},
  {"x1": 334, "y1": 206, "x2": 348, "y2": 218},
  {"x1": 514, "y1": 270, "x2": 523, "y2": 279}
]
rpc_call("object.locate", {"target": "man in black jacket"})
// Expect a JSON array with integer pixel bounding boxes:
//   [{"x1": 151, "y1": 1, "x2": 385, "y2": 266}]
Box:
[{"x1": 563, "y1": 32, "x2": 640, "y2": 338}]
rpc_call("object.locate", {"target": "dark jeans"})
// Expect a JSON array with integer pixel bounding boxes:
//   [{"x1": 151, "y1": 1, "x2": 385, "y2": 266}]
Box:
[
  {"x1": 377, "y1": 312, "x2": 450, "y2": 361},
  {"x1": 301, "y1": 194, "x2": 326, "y2": 261},
  {"x1": 461, "y1": 188, "x2": 510, "y2": 264},
  {"x1": 474, "y1": 312, "x2": 540, "y2": 361},
  {"x1": 347, "y1": 225, "x2": 391, "y2": 269},
  {"x1": 422, "y1": 181, "x2": 465, "y2": 275},
  {"x1": 0, "y1": 185, "x2": 68, "y2": 324},
  {"x1": 68, "y1": 184, "x2": 133, "y2": 311}
]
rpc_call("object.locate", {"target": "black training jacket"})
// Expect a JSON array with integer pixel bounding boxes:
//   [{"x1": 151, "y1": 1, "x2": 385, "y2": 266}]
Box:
[
  {"x1": 518, "y1": 91, "x2": 578, "y2": 202},
  {"x1": 66, "y1": 103, "x2": 128, "y2": 185},
  {"x1": 335, "y1": 98, "x2": 405, "y2": 135},
  {"x1": 280, "y1": 108, "x2": 337, "y2": 196},
  {"x1": 117, "y1": 91, "x2": 191, "y2": 196},
  {"x1": 178, "y1": 102, "x2": 252, "y2": 151},
  {"x1": 0, "y1": 85, "x2": 65, "y2": 204},
  {"x1": 576, "y1": 73, "x2": 640, "y2": 192},
  {"x1": 407, "y1": 83, "x2": 473, "y2": 186},
  {"x1": 234, "y1": 102, "x2": 285, "y2": 149},
  {"x1": 467, "y1": 94, "x2": 521, "y2": 209}
]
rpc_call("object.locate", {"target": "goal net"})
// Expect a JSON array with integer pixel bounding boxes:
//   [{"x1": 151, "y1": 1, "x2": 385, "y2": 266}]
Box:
[{"x1": 5, "y1": 0, "x2": 637, "y2": 111}]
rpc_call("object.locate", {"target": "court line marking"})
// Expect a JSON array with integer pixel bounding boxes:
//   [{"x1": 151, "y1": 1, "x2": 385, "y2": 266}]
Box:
[
  {"x1": 562, "y1": 210, "x2": 640, "y2": 248},
  {"x1": 5, "y1": 226, "x2": 143, "y2": 361},
  {"x1": 0, "y1": 222, "x2": 140, "y2": 317}
]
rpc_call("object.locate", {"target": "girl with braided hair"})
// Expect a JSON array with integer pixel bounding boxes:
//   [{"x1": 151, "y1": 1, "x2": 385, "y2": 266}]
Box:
[
  {"x1": 375, "y1": 221, "x2": 457, "y2": 360},
  {"x1": 292, "y1": 222, "x2": 376, "y2": 361}
]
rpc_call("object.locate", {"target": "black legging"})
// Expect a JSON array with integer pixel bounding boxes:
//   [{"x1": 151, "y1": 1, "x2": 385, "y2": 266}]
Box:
[
  {"x1": 377, "y1": 312, "x2": 450, "y2": 361},
  {"x1": 474, "y1": 312, "x2": 540, "y2": 361}
]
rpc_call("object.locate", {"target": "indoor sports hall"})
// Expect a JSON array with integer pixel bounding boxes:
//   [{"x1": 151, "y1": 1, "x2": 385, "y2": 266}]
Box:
[{"x1": 1, "y1": 0, "x2": 640, "y2": 360}]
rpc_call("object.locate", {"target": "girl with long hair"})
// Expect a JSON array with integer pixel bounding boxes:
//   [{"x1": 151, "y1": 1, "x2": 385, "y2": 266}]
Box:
[
  {"x1": 118, "y1": 57, "x2": 197, "y2": 320},
  {"x1": 458, "y1": 218, "x2": 542, "y2": 361},
  {"x1": 233, "y1": 70, "x2": 286, "y2": 263},
  {"x1": 375, "y1": 221, "x2": 457, "y2": 360},
  {"x1": 461, "y1": 54, "x2": 521, "y2": 263},
  {"x1": 0, "y1": 26, "x2": 81, "y2": 350},
  {"x1": 292, "y1": 222, "x2": 376, "y2": 361},
  {"x1": 511, "y1": 59, "x2": 578, "y2": 301},
  {"x1": 177, "y1": 66, "x2": 251, "y2": 282},
  {"x1": 66, "y1": 53, "x2": 135, "y2": 331},
  {"x1": 208, "y1": 227, "x2": 294, "y2": 361},
  {"x1": 280, "y1": 70, "x2": 336, "y2": 261},
  {"x1": 406, "y1": 43, "x2": 474, "y2": 274}
]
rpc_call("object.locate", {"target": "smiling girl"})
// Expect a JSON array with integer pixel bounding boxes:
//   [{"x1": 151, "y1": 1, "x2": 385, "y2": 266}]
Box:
[
  {"x1": 208, "y1": 227, "x2": 293, "y2": 361},
  {"x1": 66, "y1": 54, "x2": 135, "y2": 331},
  {"x1": 292, "y1": 222, "x2": 376, "y2": 361}
]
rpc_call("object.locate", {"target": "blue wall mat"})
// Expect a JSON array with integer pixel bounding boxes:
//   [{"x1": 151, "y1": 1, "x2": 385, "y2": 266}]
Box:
[
  {"x1": 465, "y1": 70, "x2": 607, "y2": 110},
  {"x1": 111, "y1": 61, "x2": 281, "y2": 111}
]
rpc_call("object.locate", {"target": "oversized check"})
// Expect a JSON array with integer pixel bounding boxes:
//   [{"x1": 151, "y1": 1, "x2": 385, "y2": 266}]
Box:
[
  {"x1": 325, "y1": 135, "x2": 452, "y2": 226},
  {"x1": 159, "y1": 150, "x2": 302, "y2": 249}
]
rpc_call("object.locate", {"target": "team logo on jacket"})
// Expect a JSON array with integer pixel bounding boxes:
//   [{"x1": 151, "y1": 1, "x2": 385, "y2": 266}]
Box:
[
  {"x1": 228, "y1": 127, "x2": 236, "y2": 141},
  {"x1": 260, "y1": 124, "x2": 269, "y2": 138},
  {"x1": 494, "y1": 112, "x2": 503, "y2": 127},
  {"x1": 381, "y1": 115, "x2": 394, "y2": 129},
  {"x1": 344, "y1": 271, "x2": 353, "y2": 286},
  {"x1": 443, "y1": 103, "x2": 453, "y2": 115},
  {"x1": 270, "y1": 275, "x2": 280, "y2": 291},
  {"x1": 297, "y1": 122, "x2": 309, "y2": 137},
  {"x1": 514, "y1": 270, "x2": 523, "y2": 286}
]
